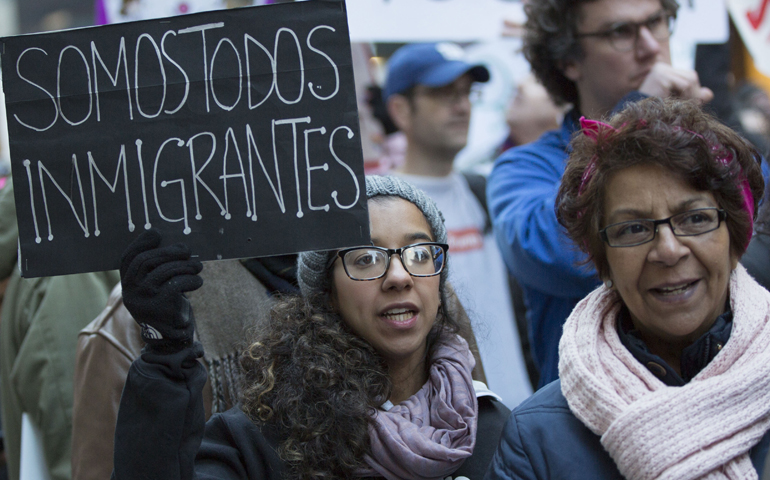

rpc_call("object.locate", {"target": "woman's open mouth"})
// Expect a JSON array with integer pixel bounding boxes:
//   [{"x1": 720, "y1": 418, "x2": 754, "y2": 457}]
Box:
[
  {"x1": 382, "y1": 308, "x2": 416, "y2": 323},
  {"x1": 650, "y1": 280, "x2": 700, "y2": 301}
]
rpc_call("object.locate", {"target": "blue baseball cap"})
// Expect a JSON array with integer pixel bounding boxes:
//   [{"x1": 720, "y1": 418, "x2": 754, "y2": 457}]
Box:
[{"x1": 384, "y1": 42, "x2": 490, "y2": 101}]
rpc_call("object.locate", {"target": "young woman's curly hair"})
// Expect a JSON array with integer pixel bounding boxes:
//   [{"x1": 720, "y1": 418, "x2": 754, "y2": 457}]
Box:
[{"x1": 240, "y1": 289, "x2": 464, "y2": 479}]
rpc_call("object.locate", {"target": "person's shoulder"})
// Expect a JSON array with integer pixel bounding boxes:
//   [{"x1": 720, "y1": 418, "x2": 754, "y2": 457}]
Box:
[
  {"x1": 78, "y1": 285, "x2": 145, "y2": 358},
  {"x1": 452, "y1": 395, "x2": 511, "y2": 479},
  {"x1": 500, "y1": 379, "x2": 584, "y2": 442},
  {"x1": 200, "y1": 407, "x2": 287, "y2": 478},
  {"x1": 206, "y1": 408, "x2": 283, "y2": 459},
  {"x1": 496, "y1": 380, "x2": 574, "y2": 449},
  {"x1": 496, "y1": 127, "x2": 568, "y2": 162},
  {"x1": 510, "y1": 379, "x2": 571, "y2": 418},
  {"x1": 477, "y1": 395, "x2": 511, "y2": 441},
  {"x1": 211, "y1": 406, "x2": 284, "y2": 448},
  {"x1": 211, "y1": 406, "x2": 263, "y2": 435},
  {"x1": 491, "y1": 380, "x2": 623, "y2": 479},
  {"x1": 742, "y1": 233, "x2": 770, "y2": 289},
  {"x1": 478, "y1": 395, "x2": 511, "y2": 418},
  {"x1": 490, "y1": 124, "x2": 572, "y2": 184}
]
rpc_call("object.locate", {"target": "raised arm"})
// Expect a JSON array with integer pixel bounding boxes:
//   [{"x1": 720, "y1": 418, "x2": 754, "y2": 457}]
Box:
[
  {"x1": 111, "y1": 229, "x2": 206, "y2": 480},
  {"x1": 487, "y1": 135, "x2": 598, "y2": 298}
]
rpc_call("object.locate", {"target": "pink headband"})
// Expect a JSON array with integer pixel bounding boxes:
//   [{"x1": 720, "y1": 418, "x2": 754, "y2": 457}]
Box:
[
  {"x1": 577, "y1": 117, "x2": 614, "y2": 196},
  {"x1": 577, "y1": 116, "x2": 755, "y2": 246}
]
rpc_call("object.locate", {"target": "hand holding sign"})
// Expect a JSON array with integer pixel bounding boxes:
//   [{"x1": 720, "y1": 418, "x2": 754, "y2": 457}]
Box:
[{"x1": 120, "y1": 228, "x2": 202, "y2": 353}]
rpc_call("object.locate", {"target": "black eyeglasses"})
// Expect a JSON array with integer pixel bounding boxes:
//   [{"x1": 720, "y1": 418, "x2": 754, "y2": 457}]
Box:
[
  {"x1": 600, "y1": 208, "x2": 727, "y2": 247},
  {"x1": 575, "y1": 10, "x2": 675, "y2": 52},
  {"x1": 334, "y1": 242, "x2": 449, "y2": 281}
]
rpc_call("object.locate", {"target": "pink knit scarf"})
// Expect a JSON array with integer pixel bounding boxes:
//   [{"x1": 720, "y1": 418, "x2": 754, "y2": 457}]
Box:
[
  {"x1": 359, "y1": 334, "x2": 478, "y2": 480},
  {"x1": 560, "y1": 265, "x2": 770, "y2": 480}
]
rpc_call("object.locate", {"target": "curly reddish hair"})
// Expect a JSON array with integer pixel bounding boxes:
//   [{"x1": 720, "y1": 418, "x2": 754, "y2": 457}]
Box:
[{"x1": 557, "y1": 97, "x2": 764, "y2": 280}]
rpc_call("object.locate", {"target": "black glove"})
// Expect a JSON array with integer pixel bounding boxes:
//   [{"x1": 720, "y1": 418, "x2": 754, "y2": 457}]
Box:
[{"x1": 120, "y1": 228, "x2": 203, "y2": 353}]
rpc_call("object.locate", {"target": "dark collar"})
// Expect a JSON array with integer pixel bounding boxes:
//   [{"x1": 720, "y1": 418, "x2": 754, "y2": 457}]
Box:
[
  {"x1": 564, "y1": 90, "x2": 648, "y2": 135},
  {"x1": 616, "y1": 308, "x2": 732, "y2": 386},
  {"x1": 240, "y1": 254, "x2": 299, "y2": 296}
]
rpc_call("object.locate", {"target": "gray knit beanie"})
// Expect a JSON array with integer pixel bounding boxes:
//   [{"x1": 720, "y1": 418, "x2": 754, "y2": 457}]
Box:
[{"x1": 297, "y1": 175, "x2": 448, "y2": 297}]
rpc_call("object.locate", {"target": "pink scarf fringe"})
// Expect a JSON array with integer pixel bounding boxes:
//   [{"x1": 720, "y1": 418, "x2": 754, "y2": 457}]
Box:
[{"x1": 560, "y1": 264, "x2": 770, "y2": 480}]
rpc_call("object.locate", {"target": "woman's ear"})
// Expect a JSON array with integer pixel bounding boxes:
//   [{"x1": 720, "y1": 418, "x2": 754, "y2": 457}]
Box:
[{"x1": 561, "y1": 59, "x2": 582, "y2": 83}]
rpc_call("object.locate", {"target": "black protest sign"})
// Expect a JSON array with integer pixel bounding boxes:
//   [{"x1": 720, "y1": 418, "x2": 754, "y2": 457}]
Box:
[{"x1": 1, "y1": 0, "x2": 369, "y2": 278}]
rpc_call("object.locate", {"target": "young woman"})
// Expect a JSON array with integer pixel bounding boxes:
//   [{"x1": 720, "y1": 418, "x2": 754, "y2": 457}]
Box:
[{"x1": 112, "y1": 175, "x2": 509, "y2": 480}]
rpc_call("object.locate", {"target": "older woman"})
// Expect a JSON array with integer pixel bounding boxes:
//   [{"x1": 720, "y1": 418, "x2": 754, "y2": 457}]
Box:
[
  {"x1": 485, "y1": 97, "x2": 770, "y2": 479},
  {"x1": 112, "y1": 175, "x2": 509, "y2": 480}
]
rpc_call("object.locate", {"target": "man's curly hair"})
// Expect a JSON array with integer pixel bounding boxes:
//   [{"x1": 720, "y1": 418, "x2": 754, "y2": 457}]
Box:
[
  {"x1": 523, "y1": 0, "x2": 679, "y2": 107},
  {"x1": 240, "y1": 289, "x2": 464, "y2": 479}
]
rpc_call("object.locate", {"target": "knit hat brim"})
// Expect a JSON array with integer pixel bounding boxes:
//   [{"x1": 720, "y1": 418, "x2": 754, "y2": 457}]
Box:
[{"x1": 297, "y1": 175, "x2": 447, "y2": 297}]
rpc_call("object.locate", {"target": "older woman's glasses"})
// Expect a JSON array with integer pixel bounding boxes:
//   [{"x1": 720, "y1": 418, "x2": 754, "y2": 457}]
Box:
[
  {"x1": 575, "y1": 10, "x2": 674, "y2": 52},
  {"x1": 600, "y1": 208, "x2": 727, "y2": 247},
  {"x1": 336, "y1": 243, "x2": 449, "y2": 281}
]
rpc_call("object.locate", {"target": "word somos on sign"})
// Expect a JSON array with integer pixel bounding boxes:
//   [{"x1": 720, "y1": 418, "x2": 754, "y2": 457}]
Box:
[{"x1": 12, "y1": 23, "x2": 340, "y2": 131}]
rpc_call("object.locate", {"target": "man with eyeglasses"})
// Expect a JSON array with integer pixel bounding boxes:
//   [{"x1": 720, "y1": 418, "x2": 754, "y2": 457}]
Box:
[
  {"x1": 383, "y1": 43, "x2": 534, "y2": 409},
  {"x1": 487, "y1": 0, "x2": 714, "y2": 389}
]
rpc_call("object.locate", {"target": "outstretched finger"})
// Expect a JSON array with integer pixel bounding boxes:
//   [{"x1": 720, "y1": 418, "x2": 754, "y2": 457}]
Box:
[
  {"x1": 143, "y1": 258, "x2": 203, "y2": 291},
  {"x1": 122, "y1": 243, "x2": 194, "y2": 286},
  {"x1": 163, "y1": 274, "x2": 204, "y2": 296},
  {"x1": 120, "y1": 229, "x2": 162, "y2": 279},
  {"x1": 696, "y1": 86, "x2": 714, "y2": 103}
]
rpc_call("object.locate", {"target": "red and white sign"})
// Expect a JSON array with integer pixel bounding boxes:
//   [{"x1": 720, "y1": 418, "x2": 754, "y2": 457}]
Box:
[
  {"x1": 728, "y1": 0, "x2": 770, "y2": 76},
  {"x1": 447, "y1": 227, "x2": 484, "y2": 254}
]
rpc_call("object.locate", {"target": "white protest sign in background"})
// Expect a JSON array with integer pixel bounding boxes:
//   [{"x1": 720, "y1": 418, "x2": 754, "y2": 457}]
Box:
[
  {"x1": 672, "y1": 0, "x2": 730, "y2": 44},
  {"x1": 346, "y1": 0, "x2": 525, "y2": 42},
  {"x1": 670, "y1": 0, "x2": 730, "y2": 70},
  {"x1": 728, "y1": 0, "x2": 770, "y2": 76}
]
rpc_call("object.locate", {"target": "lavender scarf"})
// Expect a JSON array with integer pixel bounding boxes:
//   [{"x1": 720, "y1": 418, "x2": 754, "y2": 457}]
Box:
[{"x1": 358, "y1": 335, "x2": 478, "y2": 480}]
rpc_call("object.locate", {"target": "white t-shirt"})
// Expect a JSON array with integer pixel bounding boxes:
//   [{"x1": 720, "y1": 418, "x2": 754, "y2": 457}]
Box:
[{"x1": 395, "y1": 172, "x2": 532, "y2": 409}]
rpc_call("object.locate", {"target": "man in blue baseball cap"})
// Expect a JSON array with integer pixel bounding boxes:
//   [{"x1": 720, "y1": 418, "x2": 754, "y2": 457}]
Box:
[
  {"x1": 385, "y1": 43, "x2": 534, "y2": 410},
  {"x1": 385, "y1": 42, "x2": 489, "y2": 177}
]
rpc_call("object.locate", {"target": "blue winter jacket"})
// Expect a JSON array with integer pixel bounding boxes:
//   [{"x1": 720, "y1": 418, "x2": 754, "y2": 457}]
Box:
[
  {"x1": 487, "y1": 110, "x2": 601, "y2": 388},
  {"x1": 484, "y1": 309, "x2": 770, "y2": 479},
  {"x1": 483, "y1": 380, "x2": 770, "y2": 479}
]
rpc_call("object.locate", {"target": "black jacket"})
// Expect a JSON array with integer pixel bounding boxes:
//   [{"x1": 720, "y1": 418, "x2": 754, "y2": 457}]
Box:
[
  {"x1": 112, "y1": 343, "x2": 510, "y2": 480},
  {"x1": 742, "y1": 232, "x2": 770, "y2": 292}
]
